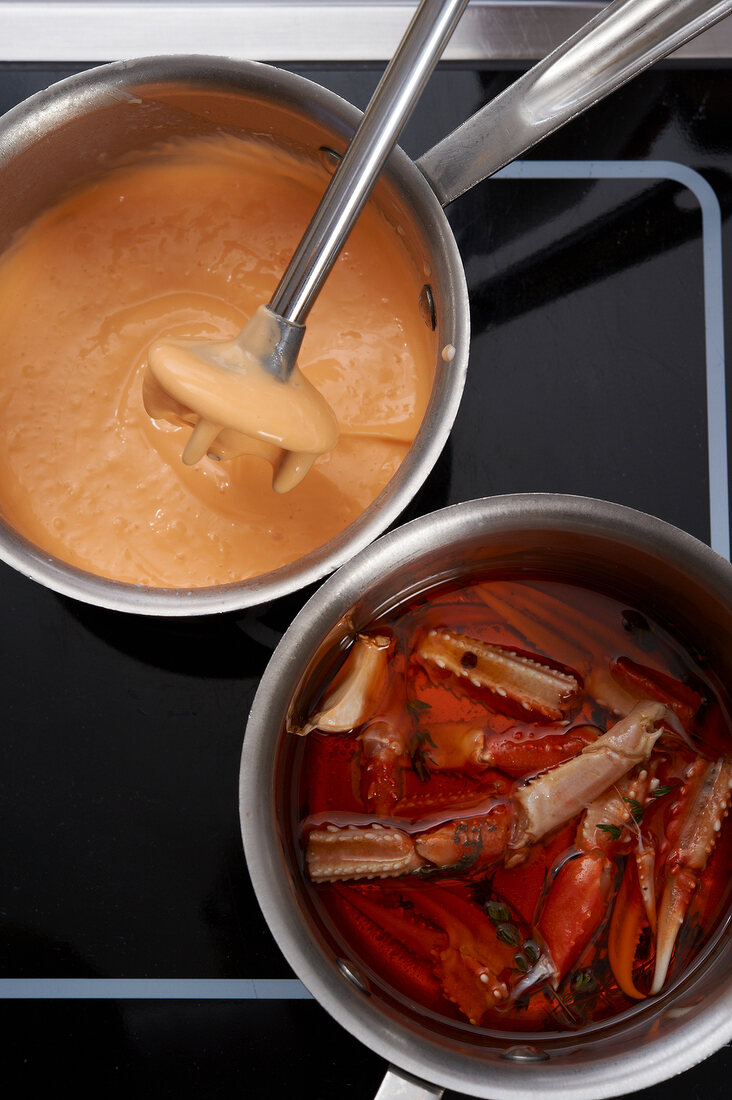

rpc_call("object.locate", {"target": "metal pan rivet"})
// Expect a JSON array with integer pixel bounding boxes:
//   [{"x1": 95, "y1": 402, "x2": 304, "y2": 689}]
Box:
[
  {"x1": 337, "y1": 958, "x2": 371, "y2": 995},
  {"x1": 501, "y1": 1045, "x2": 550, "y2": 1063},
  {"x1": 318, "y1": 146, "x2": 342, "y2": 173},
  {"x1": 419, "y1": 284, "x2": 436, "y2": 330}
]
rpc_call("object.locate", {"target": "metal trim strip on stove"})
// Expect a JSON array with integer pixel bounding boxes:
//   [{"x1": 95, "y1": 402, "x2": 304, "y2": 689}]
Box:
[
  {"x1": 2, "y1": 2, "x2": 732, "y2": 63},
  {"x1": 0, "y1": 156, "x2": 726, "y2": 1001}
]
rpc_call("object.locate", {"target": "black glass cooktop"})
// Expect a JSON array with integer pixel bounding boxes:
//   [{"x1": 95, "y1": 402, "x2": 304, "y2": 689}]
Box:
[{"x1": 2, "y1": 55, "x2": 731, "y2": 1099}]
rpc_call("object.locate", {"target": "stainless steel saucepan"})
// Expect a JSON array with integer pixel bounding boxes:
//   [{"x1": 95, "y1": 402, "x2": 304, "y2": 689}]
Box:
[
  {"x1": 240, "y1": 493, "x2": 732, "y2": 1099},
  {"x1": 0, "y1": 0, "x2": 729, "y2": 614}
]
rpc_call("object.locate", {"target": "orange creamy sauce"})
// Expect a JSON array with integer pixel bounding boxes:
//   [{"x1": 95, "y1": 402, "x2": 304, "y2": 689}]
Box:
[{"x1": 0, "y1": 136, "x2": 436, "y2": 587}]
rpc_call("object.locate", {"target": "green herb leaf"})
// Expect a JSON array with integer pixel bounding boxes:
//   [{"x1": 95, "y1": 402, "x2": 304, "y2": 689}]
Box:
[
  {"x1": 497, "y1": 922, "x2": 522, "y2": 947},
  {"x1": 485, "y1": 900, "x2": 511, "y2": 924},
  {"x1": 623, "y1": 797, "x2": 645, "y2": 823},
  {"x1": 597, "y1": 822, "x2": 622, "y2": 840},
  {"x1": 407, "y1": 727, "x2": 437, "y2": 782},
  {"x1": 651, "y1": 784, "x2": 675, "y2": 799},
  {"x1": 571, "y1": 968, "x2": 597, "y2": 994},
  {"x1": 523, "y1": 940, "x2": 540, "y2": 965},
  {"x1": 514, "y1": 952, "x2": 529, "y2": 973},
  {"x1": 411, "y1": 752, "x2": 435, "y2": 783},
  {"x1": 406, "y1": 699, "x2": 432, "y2": 716}
]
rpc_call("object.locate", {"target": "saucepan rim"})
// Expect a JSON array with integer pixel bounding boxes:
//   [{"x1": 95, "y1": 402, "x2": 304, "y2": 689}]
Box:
[
  {"x1": 0, "y1": 53, "x2": 469, "y2": 614},
  {"x1": 240, "y1": 492, "x2": 732, "y2": 1099}
]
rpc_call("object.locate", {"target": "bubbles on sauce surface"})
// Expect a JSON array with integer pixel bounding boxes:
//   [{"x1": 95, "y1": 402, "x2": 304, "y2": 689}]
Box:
[{"x1": 292, "y1": 574, "x2": 732, "y2": 1033}]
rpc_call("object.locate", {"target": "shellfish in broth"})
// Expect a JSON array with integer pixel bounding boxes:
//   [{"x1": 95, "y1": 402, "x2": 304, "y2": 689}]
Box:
[{"x1": 292, "y1": 573, "x2": 732, "y2": 1031}]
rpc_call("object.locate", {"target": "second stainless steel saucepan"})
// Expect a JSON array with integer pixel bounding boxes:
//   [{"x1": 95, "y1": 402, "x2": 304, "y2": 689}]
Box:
[
  {"x1": 240, "y1": 493, "x2": 732, "y2": 1100},
  {"x1": 0, "y1": 0, "x2": 729, "y2": 614}
]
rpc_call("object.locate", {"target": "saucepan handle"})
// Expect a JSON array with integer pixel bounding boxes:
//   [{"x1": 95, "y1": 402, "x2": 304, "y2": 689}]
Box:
[
  {"x1": 374, "y1": 1065, "x2": 444, "y2": 1100},
  {"x1": 417, "y1": 0, "x2": 732, "y2": 206}
]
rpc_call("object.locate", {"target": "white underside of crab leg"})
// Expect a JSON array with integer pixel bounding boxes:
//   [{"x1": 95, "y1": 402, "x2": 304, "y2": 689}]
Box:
[
  {"x1": 306, "y1": 823, "x2": 425, "y2": 882},
  {"x1": 508, "y1": 702, "x2": 669, "y2": 859},
  {"x1": 416, "y1": 629, "x2": 580, "y2": 720}
]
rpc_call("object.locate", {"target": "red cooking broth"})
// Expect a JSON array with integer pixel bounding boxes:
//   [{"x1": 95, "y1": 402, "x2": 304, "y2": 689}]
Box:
[{"x1": 294, "y1": 574, "x2": 732, "y2": 1032}]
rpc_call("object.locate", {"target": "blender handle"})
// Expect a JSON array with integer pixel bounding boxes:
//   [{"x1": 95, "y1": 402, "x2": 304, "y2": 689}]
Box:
[
  {"x1": 268, "y1": 0, "x2": 470, "y2": 324},
  {"x1": 374, "y1": 1065, "x2": 444, "y2": 1100},
  {"x1": 417, "y1": 0, "x2": 732, "y2": 206}
]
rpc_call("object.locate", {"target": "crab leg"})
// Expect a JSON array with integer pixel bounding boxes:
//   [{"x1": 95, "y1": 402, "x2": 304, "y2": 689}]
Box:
[
  {"x1": 291, "y1": 631, "x2": 414, "y2": 813},
  {"x1": 479, "y1": 723, "x2": 599, "y2": 777},
  {"x1": 338, "y1": 883, "x2": 515, "y2": 1025},
  {"x1": 415, "y1": 629, "x2": 581, "y2": 720},
  {"x1": 359, "y1": 720, "x2": 409, "y2": 815},
  {"x1": 306, "y1": 703, "x2": 668, "y2": 884},
  {"x1": 524, "y1": 770, "x2": 652, "y2": 990},
  {"x1": 306, "y1": 822, "x2": 427, "y2": 883},
  {"x1": 414, "y1": 885, "x2": 514, "y2": 1024},
  {"x1": 651, "y1": 756, "x2": 732, "y2": 993},
  {"x1": 306, "y1": 801, "x2": 514, "y2": 883},
  {"x1": 413, "y1": 802, "x2": 513, "y2": 875},
  {"x1": 610, "y1": 657, "x2": 702, "y2": 727},
  {"x1": 507, "y1": 702, "x2": 669, "y2": 863},
  {"x1": 404, "y1": 720, "x2": 598, "y2": 778}
]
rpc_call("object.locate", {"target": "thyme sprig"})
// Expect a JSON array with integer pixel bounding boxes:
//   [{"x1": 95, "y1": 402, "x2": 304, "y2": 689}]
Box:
[
  {"x1": 406, "y1": 699, "x2": 435, "y2": 782},
  {"x1": 497, "y1": 923, "x2": 522, "y2": 947},
  {"x1": 623, "y1": 797, "x2": 646, "y2": 823},
  {"x1": 407, "y1": 727, "x2": 436, "y2": 782},
  {"x1": 571, "y1": 968, "x2": 598, "y2": 995},
  {"x1": 484, "y1": 899, "x2": 541, "y2": 974},
  {"x1": 406, "y1": 698, "x2": 432, "y2": 717},
  {"x1": 597, "y1": 794, "x2": 649, "y2": 841},
  {"x1": 597, "y1": 785, "x2": 677, "y2": 840}
]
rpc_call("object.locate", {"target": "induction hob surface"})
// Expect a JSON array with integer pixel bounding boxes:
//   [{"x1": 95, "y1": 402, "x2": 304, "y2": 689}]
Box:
[{"x1": 2, "y1": 8, "x2": 732, "y2": 1098}]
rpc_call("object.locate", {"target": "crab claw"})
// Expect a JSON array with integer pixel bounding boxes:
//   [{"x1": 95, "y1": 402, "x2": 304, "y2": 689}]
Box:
[
  {"x1": 635, "y1": 836, "x2": 657, "y2": 933},
  {"x1": 608, "y1": 858, "x2": 648, "y2": 1000},
  {"x1": 651, "y1": 756, "x2": 732, "y2": 994},
  {"x1": 531, "y1": 768, "x2": 652, "y2": 989},
  {"x1": 536, "y1": 851, "x2": 613, "y2": 986}
]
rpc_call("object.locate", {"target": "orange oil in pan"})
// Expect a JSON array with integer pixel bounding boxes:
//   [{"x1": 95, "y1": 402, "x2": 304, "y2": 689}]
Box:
[
  {"x1": 0, "y1": 136, "x2": 436, "y2": 587},
  {"x1": 295, "y1": 575, "x2": 732, "y2": 1032}
]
